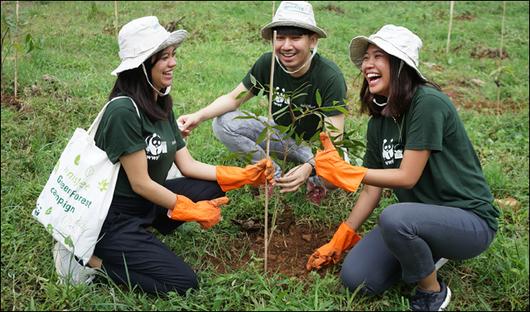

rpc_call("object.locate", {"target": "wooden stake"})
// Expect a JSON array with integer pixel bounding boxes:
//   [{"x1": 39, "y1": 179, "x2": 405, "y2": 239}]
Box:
[
  {"x1": 497, "y1": 1, "x2": 506, "y2": 110},
  {"x1": 264, "y1": 30, "x2": 277, "y2": 273},
  {"x1": 14, "y1": 1, "x2": 19, "y2": 99},
  {"x1": 114, "y1": 1, "x2": 119, "y2": 36},
  {"x1": 446, "y1": 1, "x2": 455, "y2": 55}
]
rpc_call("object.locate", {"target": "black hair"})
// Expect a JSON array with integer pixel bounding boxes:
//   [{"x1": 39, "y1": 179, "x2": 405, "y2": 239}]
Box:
[
  {"x1": 109, "y1": 49, "x2": 173, "y2": 121},
  {"x1": 359, "y1": 53, "x2": 440, "y2": 118},
  {"x1": 272, "y1": 26, "x2": 315, "y2": 37}
]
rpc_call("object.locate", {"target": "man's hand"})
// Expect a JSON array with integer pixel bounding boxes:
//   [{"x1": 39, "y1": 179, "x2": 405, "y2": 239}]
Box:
[
  {"x1": 275, "y1": 163, "x2": 312, "y2": 193},
  {"x1": 176, "y1": 112, "x2": 202, "y2": 138},
  {"x1": 306, "y1": 222, "x2": 361, "y2": 271},
  {"x1": 315, "y1": 132, "x2": 367, "y2": 193},
  {"x1": 216, "y1": 159, "x2": 275, "y2": 192},
  {"x1": 167, "y1": 195, "x2": 229, "y2": 229}
]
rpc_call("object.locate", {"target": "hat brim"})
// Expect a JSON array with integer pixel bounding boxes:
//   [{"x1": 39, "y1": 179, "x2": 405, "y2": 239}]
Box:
[
  {"x1": 261, "y1": 21, "x2": 327, "y2": 40},
  {"x1": 348, "y1": 36, "x2": 425, "y2": 80},
  {"x1": 111, "y1": 29, "x2": 188, "y2": 76}
]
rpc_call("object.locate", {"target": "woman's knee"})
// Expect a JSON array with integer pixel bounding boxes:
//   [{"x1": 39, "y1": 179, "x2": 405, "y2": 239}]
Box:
[
  {"x1": 340, "y1": 267, "x2": 382, "y2": 296},
  {"x1": 168, "y1": 273, "x2": 199, "y2": 295},
  {"x1": 378, "y1": 203, "x2": 416, "y2": 234}
]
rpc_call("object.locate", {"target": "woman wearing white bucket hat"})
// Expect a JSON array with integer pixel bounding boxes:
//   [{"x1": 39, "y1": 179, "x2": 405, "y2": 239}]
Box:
[
  {"x1": 52, "y1": 16, "x2": 274, "y2": 295},
  {"x1": 306, "y1": 25, "x2": 499, "y2": 311}
]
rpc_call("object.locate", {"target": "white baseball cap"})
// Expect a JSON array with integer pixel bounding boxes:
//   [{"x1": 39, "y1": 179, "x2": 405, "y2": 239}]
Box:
[
  {"x1": 111, "y1": 16, "x2": 188, "y2": 76},
  {"x1": 261, "y1": 1, "x2": 327, "y2": 40},
  {"x1": 349, "y1": 24, "x2": 425, "y2": 80}
]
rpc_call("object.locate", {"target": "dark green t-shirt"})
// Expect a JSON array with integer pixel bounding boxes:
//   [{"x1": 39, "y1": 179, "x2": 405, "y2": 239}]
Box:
[
  {"x1": 363, "y1": 86, "x2": 499, "y2": 231},
  {"x1": 94, "y1": 97, "x2": 186, "y2": 198},
  {"x1": 242, "y1": 52, "x2": 347, "y2": 140}
]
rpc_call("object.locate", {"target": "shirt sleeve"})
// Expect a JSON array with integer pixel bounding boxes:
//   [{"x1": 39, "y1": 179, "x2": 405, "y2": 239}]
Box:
[
  {"x1": 242, "y1": 53, "x2": 270, "y2": 96},
  {"x1": 96, "y1": 102, "x2": 145, "y2": 164},
  {"x1": 406, "y1": 93, "x2": 451, "y2": 152},
  {"x1": 320, "y1": 74, "x2": 348, "y2": 117}
]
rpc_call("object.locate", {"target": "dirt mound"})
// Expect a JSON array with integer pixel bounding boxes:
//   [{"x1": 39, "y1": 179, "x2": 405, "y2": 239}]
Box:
[{"x1": 207, "y1": 207, "x2": 338, "y2": 278}]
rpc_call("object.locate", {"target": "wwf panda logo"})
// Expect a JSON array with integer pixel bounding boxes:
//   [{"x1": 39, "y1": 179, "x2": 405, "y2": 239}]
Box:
[
  {"x1": 145, "y1": 133, "x2": 167, "y2": 160},
  {"x1": 382, "y1": 138, "x2": 394, "y2": 165}
]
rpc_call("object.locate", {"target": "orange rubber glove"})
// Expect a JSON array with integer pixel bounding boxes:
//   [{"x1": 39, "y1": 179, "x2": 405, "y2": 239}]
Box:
[
  {"x1": 216, "y1": 158, "x2": 274, "y2": 192},
  {"x1": 315, "y1": 132, "x2": 368, "y2": 193},
  {"x1": 167, "y1": 195, "x2": 229, "y2": 229},
  {"x1": 306, "y1": 222, "x2": 361, "y2": 271}
]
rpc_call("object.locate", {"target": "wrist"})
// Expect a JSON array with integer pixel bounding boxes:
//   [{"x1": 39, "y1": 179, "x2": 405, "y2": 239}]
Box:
[{"x1": 307, "y1": 162, "x2": 316, "y2": 177}]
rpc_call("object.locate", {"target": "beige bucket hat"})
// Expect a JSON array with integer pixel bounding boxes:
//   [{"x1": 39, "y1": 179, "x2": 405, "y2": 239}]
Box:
[
  {"x1": 349, "y1": 24, "x2": 425, "y2": 80},
  {"x1": 261, "y1": 1, "x2": 327, "y2": 40},
  {"x1": 111, "y1": 16, "x2": 188, "y2": 76}
]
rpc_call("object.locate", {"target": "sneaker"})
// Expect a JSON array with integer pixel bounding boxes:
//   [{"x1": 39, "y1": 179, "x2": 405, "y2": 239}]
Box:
[
  {"x1": 306, "y1": 178, "x2": 327, "y2": 205},
  {"x1": 52, "y1": 241, "x2": 96, "y2": 285},
  {"x1": 410, "y1": 280, "x2": 452, "y2": 311},
  {"x1": 435, "y1": 258, "x2": 449, "y2": 271}
]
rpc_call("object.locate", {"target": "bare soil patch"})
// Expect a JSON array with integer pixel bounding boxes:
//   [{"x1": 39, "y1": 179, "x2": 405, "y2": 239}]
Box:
[{"x1": 207, "y1": 206, "x2": 338, "y2": 279}]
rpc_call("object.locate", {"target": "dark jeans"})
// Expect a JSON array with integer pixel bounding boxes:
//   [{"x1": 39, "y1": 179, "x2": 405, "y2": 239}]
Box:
[
  {"x1": 94, "y1": 178, "x2": 224, "y2": 295},
  {"x1": 340, "y1": 203, "x2": 495, "y2": 296}
]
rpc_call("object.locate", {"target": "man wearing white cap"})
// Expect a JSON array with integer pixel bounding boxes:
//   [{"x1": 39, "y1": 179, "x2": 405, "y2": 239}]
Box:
[{"x1": 177, "y1": 1, "x2": 348, "y2": 204}]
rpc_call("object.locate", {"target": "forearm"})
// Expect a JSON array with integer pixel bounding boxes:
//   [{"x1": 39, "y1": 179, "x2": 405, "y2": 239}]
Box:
[
  {"x1": 179, "y1": 160, "x2": 217, "y2": 181},
  {"x1": 196, "y1": 93, "x2": 240, "y2": 121},
  {"x1": 132, "y1": 179, "x2": 177, "y2": 210},
  {"x1": 344, "y1": 185, "x2": 382, "y2": 230},
  {"x1": 362, "y1": 168, "x2": 407, "y2": 188}
]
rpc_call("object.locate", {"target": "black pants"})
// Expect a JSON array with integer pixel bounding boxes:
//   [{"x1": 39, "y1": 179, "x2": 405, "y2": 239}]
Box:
[{"x1": 94, "y1": 178, "x2": 224, "y2": 295}]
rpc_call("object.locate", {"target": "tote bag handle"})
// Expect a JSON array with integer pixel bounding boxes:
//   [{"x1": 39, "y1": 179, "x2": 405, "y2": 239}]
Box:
[{"x1": 87, "y1": 96, "x2": 140, "y2": 137}]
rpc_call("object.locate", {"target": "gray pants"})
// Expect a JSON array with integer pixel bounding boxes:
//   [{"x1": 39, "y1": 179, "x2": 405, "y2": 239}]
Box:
[
  {"x1": 340, "y1": 202, "x2": 495, "y2": 296},
  {"x1": 212, "y1": 110, "x2": 314, "y2": 178}
]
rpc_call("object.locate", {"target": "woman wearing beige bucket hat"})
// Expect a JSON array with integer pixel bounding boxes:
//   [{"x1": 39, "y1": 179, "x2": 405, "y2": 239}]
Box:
[
  {"x1": 52, "y1": 16, "x2": 274, "y2": 295},
  {"x1": 306, "y1": 25, "x2": 499, "y2": 311},
  {"x1": 176, "y1": 1, "x2": 348, "y2": 205}
]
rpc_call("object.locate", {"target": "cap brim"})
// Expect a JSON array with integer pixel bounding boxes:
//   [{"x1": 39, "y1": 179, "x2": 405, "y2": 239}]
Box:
[
  {"x1": 348, "y1": 35, "x2": 426, "y2": 80},
  {"x1": 260, "y1": 21, "x2": 327, "y2": 40},
  {"x1": 111, "y1": 29, "x2": 188, "y2": 76},
  {"x1": 348, "y1": 36, "x2": 372, "y2": 69}
]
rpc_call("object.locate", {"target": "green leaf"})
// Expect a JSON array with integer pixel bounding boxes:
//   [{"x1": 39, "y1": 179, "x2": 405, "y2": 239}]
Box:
[
  {"x1": 255, "y1": 127, "x2": 268, "y2": 145},
  {"x1": 64, "y1": 236, "x2": 74, "y2": 248},
  {"x1": 74, "y1": 154, "x2": 81, "y2": 166},
  {"x1": 315, "y1": 89, "x2": 322, "y2": 106}
]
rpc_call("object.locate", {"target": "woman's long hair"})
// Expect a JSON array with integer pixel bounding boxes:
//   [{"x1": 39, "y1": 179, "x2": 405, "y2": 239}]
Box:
[
  {"x1": 359, "y1": 54, "x2": 440, "y2": 118},
  {"x1": 109, "y1": 50, "x2": 173, "y2": 121}
]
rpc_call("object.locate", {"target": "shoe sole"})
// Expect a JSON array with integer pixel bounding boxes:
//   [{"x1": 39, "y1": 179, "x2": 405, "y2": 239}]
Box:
[
  {"x1": 435, "y1": 258, "x2": 448, "y2": 271},
  {"x1": 439, "y1": 286, "x2": 452, "y2": 311}
]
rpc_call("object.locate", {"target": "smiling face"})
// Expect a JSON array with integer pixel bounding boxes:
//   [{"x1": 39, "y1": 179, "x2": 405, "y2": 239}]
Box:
[
  {"x1": 361, "y1": 44, "x2": 391, "y2": 97},
  {"x1": 274, "y1": 33, "x2": 317, "y2": 76},
  {"x1": 150, "y1": 46, "x2": 177, "y2": 90}
]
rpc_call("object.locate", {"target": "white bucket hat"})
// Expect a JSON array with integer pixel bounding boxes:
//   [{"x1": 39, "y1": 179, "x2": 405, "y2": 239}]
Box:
[
  {"x1": 349, "y1": 24, "x2": 425, "y2": 80},
  {"x1": 111, "y1": 16, "x2": 188, "y2": 76},
  {"x1": 261, "y1": 1, "x2": 327, "y2": 40}
]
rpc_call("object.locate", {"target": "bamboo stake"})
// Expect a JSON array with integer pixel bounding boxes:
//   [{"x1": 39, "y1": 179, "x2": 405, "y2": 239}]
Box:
[
  {"x1": 264, "y1": 29, "x2": 277, "y2": 273},
  {"x1": 496, "y1": 1, "x2": 506, "y2": 111},
  {"x1": 14, "y1": 1, "x2": 19, "y2": 99},
  {"x1": 114, "y1": 1, "x2": 119, "y2": 36},
  {"x1": 446, "y1": 1, "x2": 455, "y2": 55}
]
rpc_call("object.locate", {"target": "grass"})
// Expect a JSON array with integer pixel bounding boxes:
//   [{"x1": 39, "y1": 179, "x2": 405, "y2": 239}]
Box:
[{"x1": 1, "y1": 1, "x2": 528, "y2": 311}]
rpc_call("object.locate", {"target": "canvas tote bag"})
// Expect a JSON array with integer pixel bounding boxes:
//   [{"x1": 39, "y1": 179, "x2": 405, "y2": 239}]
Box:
[{"x1": 33, "y1": 96, "x2": 139, "y2": 265}]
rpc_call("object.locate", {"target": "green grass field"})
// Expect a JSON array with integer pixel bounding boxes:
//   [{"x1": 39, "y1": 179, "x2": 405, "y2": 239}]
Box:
[{"x1": 1, "y1": 1, "x2": 528, "y2": 310}]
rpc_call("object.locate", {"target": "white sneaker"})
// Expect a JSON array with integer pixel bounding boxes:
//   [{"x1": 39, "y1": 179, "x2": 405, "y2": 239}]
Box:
[
  {"x1": 52, "y1": 241, "x2": 96, "y2": 285},
  {"x1": 435, "y1": 258, "x2": 449, "y2": 271}
]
